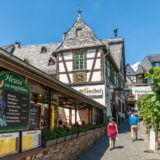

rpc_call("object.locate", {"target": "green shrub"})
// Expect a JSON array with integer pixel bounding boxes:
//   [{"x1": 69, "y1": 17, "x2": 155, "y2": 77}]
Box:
[{"x1": 42, "y1": 123, "x2": 105, "y2": 141}]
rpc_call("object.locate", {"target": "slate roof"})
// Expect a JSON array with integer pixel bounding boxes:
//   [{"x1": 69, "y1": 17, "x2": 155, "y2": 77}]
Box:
[
  {"x1": 148, "y1": 54, "x2": 160, "y2": 63},
  {"x1": 2, "y1": 45, "x2": 15, "y2": 54},
  {"x1": 2, "y1": 15, "x2": 125, "y2": 76},
  {"x1": 54, "y1": 15, "x2": 104, "y2": 52},
  {"x1": 135, "y1": 54, "x2": 160, "y2": 75},
  {"x1": 126, "y1": 64, "x2": 136, "y2": 76},
  {"x1": 102, "y1": 37, "x2": 124, "y2": 70},
  {"x1": 13, "y1": 43, "x2": 60, "y2": 75}
]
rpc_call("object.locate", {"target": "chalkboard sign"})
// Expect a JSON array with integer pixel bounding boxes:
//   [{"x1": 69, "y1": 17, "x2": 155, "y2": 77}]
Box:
[
  {"x1": 0, "y1": 71, "x2": 30, "y2": 132},
  {"x1": 29, "y1": 104, "x2": 40, "y2": 130}
]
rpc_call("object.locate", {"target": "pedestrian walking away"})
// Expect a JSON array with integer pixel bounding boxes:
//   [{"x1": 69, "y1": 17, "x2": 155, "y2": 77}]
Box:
[
  {"x1": 129, "y1": 112, "x2": 139, "y2": 142},
  {"x1": 107, "y1": 117, "x2": 118, "y2": 150}
]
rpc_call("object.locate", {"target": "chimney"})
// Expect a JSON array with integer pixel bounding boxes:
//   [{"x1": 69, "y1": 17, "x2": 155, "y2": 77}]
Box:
[{"x1": 15, "y1": 42, "x2": 21, "y2": 48}]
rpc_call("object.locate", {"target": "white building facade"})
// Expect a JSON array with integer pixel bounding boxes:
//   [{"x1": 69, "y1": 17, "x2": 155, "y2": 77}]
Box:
[
  {"x1": 11, "y1": 13, "x2": 126, "y2": 124},
  {"x1": 54, "y1": 14, "x2": 126, "y2": 124}
]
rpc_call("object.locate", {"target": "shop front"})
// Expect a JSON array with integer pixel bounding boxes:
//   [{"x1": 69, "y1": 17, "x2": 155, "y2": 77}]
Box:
[
  {"x1": 0, "y1": 70, "x2": 57, "y2": 158},
  {"x1": 0, "y1": 48, "x2": 105, "y2": 159}
]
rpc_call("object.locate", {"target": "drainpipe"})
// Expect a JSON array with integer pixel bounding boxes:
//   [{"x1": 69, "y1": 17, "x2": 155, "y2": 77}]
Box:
[{"x1": 103, "y1": 48, "x2": 110, "y2": 123}]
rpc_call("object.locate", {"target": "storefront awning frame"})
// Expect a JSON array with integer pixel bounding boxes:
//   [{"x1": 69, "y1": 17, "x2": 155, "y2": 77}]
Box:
[{"x1": 0, "y1": 48, "x2": 105, "y2": 111}]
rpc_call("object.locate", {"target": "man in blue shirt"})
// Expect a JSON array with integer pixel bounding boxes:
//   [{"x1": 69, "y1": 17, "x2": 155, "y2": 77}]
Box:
[{"x1": 129, "y1": 112, "x2": 139, "y2": 141}]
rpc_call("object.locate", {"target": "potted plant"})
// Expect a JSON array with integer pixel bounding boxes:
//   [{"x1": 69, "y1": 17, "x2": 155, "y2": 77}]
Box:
[
  {"x1": 56, "y1": 129, "x2": 66, "y2": 144},
  {"x1": 65, "y1": 129, "x2": 72, "y2": 141},
  {"x1": 42, "y1": 130, "x2": 58, "y2": 147},
  {"x1": 71, "y1": 127, "x2": 78, "y2": 139}
]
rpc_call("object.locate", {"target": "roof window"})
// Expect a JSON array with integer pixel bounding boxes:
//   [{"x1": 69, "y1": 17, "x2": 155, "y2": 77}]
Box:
[
  {"x1": 41, "y1": 46, "x2": 47, "y2": 53},
  {"x1": 48, "y1": 58, "x2": 55, "y2": 66},
  {"x1": 76, "y1": 28, "x2": 82, "y2": 37}
]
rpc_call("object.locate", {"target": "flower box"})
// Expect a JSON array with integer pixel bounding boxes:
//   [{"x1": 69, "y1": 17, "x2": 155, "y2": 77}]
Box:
[
  {"x1": 65, "y1": 135, "x2": 72, "y2": 141},
  {"x1": 42, "y1": 139, "x2": 57, "y2": 147},
  {"x1": 78, "y1": 132, "x2": 86, "y2": 137},
  {"x1": 57, "y1": 137, "x2": 65, "y2": 144}
]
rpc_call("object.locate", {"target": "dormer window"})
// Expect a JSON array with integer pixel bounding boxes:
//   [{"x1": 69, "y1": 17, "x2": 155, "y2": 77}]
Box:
[
  {"x1": 24, "y1": 58, "x2": 29, "y2": 64},
  {"x1": 48, "y1": 58, "x2": 55, "y2": 66},
  {"x1": 76, "y1": 28, "x2": 82, "y2": 37},
  {"x1": 41, "y1": 46, "x2": 47, "y2": 53}
]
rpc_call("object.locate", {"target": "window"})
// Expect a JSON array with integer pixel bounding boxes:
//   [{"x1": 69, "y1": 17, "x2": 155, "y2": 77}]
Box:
[
  {"x1": 152, "y1": 62, "x2": 160, "y2": 67},
  {"x1": 76, "y1": 28, "x2": 82, "y2": 37},
  {"x1": 48, "y1": 58, "x2": 55, "y2": 66},
  {"x1": 41, "y1": 46, "x2": 47, "y2": 53},
  {"x1": 73, "y1": 50, "x2": 85, "y2": 70},
  {"x1": 24, "y1": 58, "x2": 29, "y2": 64},
  {"x1": 136, "y1": 75, "x2": 143, "y2": 84}
]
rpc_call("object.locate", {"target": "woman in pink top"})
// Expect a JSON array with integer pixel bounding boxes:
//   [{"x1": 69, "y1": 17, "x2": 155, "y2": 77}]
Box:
[{"x1": 107, "y1": 117, "x2": 118, "y2": 150}]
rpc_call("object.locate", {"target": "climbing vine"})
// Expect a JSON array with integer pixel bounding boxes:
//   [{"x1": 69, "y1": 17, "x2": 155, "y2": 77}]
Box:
[{"x1": 138, "y1": 67, "x2": 160, "y2": 131}]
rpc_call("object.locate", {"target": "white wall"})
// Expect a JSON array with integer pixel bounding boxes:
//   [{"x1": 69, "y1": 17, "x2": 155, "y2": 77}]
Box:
[
  {"x1": 59, "y1": 48, "x2": 102, "y2": 83},
  {"x1": 59, "y1": 62, "x2": 66, "y2": 72},
  {"x1": 59, "y1": 74, "x2": 69, "y2": 83},
  {"x1": 92, "y1": 71, "x2": 101, "y2": 82}
]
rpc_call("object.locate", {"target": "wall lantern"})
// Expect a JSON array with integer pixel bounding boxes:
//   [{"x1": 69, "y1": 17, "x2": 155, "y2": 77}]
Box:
[{"x1": 109, "y1": 85, "x2": 115, "y2": 93}]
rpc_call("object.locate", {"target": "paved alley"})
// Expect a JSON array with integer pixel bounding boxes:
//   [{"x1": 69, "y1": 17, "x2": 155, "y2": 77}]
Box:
[{"x1": 79, "y1": 121, "x2": 160, "y2": 160}]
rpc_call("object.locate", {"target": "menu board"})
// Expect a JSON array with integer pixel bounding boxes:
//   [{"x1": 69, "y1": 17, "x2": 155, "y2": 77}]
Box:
[
  {"x1": 22, "y1": 130, "x2": 41, "y2": 151},
  {"x1": 0, "y1": 71, "x2": 30, "y2": 132},
  {"x1": 30, "y1": 104, "x2": 41, "y2": 129},
  {"x1": 0, "y1": 132, "x2": 19, "y2": 157}
]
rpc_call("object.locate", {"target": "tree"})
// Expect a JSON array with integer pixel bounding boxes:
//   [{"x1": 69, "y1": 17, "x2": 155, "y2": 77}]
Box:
[{"x1": 138, "y1": 67, "x2": 160, "y2": 131}]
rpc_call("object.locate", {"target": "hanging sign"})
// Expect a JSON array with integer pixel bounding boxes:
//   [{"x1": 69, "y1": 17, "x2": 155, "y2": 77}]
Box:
[
  {"x1": 132, "y1": 86, "x2": 154, "y2": 95},
  {"x1": 0, "y1": 71, "x2": 31, "y2": 132}
]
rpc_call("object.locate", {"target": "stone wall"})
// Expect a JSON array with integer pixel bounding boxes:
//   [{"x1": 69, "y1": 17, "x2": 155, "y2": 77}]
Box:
[{"x1": 9, "y1": 127, "x2": 105, "y2": 160}]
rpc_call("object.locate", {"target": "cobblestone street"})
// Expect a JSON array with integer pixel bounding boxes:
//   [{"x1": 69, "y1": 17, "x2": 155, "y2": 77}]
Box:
[{"x1": 79, "y1": 121, "x2": 160, "y2": 160}]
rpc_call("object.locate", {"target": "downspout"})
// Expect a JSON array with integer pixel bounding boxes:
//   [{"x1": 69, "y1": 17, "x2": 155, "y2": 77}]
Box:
[{"x1": 103, "y1": 48, "x2": 110, "y2": 123}]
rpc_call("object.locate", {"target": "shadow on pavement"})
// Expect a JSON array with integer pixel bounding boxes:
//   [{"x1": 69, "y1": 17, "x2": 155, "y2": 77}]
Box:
[
  {"x1": 78, "y1": 136, "x2": 109, "y2": 160},
  {"x1": 136, "y1": 138, "x2": 144, "y2": 141},
  {"x1": 118, "y1": 120, "x2": 130, "y2": 134},
  {"x1": 78, "y1": 120, "x2": 131, "y2": 160},
  {"x1": 114, "y1": 145, "x2": 124, "y2": 149}
]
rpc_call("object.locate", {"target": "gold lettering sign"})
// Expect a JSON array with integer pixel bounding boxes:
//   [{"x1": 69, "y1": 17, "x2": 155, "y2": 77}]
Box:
[{"x1": 79, "y1": 87, "x2": 103, "y2": 98}]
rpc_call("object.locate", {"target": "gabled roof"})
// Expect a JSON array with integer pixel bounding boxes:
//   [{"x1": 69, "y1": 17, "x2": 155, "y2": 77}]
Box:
[
  {"x1": 102, "y1": 37, "x2": 124, "y2": 71},
  {"x1": 136, "y1": 65, "x2": 146, "y2": 75},
  {"x1": 135, "y1": 54, "x2": 160, "y2": 75},
  {"x1": 148, "y1": 54, "x2": 160, "y2": 63},
  {"x1": 126, "y1": 64, "x2": 135, "y2": 76},
  {"x1": 54, "y1": 15, "x2": 104, "y2": 52}
]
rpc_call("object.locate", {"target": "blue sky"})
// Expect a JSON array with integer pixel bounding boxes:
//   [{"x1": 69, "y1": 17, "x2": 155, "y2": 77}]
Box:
[{"x1": 0, "y1": 0, "x2": 160, "y2": 64}]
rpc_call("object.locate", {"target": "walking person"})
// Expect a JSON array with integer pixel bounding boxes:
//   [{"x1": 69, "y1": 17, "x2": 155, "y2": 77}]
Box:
[
  {"x1": 129, "y1": 112, "x2": 139, "y2": 142},
  {"x1": 107, "y1": 117, "x2": 118, "y2": 150}
]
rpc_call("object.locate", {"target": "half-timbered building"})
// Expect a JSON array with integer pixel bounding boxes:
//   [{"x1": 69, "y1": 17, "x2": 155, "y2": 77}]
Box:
[
  {"x1": 4, "y1": 13, "x2": 126, "y2": 124},
  {"x1": 53, "y1": 14, "x2": 126, "y2": 124}
]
